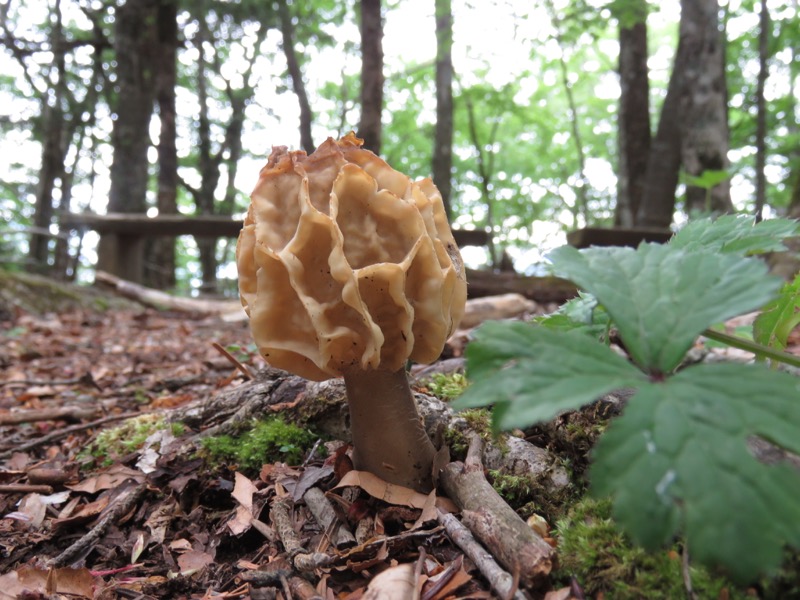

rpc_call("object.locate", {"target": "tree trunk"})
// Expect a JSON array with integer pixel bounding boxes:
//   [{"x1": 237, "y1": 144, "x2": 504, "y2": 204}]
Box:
[
  {"x1": 679, "y1": 0, "x2": 733, "y2": 215},
  {"x1": 194, "y1": 14, "x2": 222, "y2": 295},
  {"x1": 754, "y1": 0, "x2": 769, "y2": 222},
  {"x1": 636, "y1": 15, "x2": 690, "y2": 227},
  {"x1": 146, "y1": 0, "x2": 179, "y2": 290},
  {"x1": 615, "y1": 1, "x2": 650, "y2": 227},
  {"x1": 357, "y1": 0, "x2": 384, "y2": 154},
  {"x1": 29, "y1": 0, "x2": 68, "y2": 274},
  {"x1": 278, "y1": 0, "x2": 314, "y2": 154},
  {"x1": 99, "y1": 0, "x2": 158, "y2": 283},
  {"x1": 433, "y1": 0, "x2": 454, "y2": 220}
]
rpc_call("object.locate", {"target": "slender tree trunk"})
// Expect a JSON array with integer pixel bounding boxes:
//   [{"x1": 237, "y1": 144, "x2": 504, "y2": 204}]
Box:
[
  {"x1": 464, "y1": 92, "x2": 500, "y2": 268},
  {"x1": 357, "y1": 0, "x2": 384, "y2": 154},
  {"x1": 679, "y1": 0, "x2": 733, "y2": 215},
  {"x1": 29, "y1": 0, "x2": 67, "y2": 273},
  {"x1": 277, "y1": 0, "x2": 314, "y2": 154},
  {"x1": 145, "y1": 0, "x2": 179, "y2": 289},
  {"x1": 195, "y1": 14, "x2": 221, "y2": 295},
  {"x1": 433, "y1": 0, "x2": 454, "y2": 220},
  {"x1": 754, "y1": 0, "x2": 769, "y2": 222},
  {"x1": 100, "y1": 0, "x2": 158, "y2": 283},
  {"x1": 615, "y1": 1, "x2": 651, "y2": 227}
]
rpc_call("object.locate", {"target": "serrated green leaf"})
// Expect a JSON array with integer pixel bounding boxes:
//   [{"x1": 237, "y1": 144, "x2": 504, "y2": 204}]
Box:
[
  {"x1": 549, "y1": 244, "x2": 782, "y2": 373},
  {"x1": 452, "y1": 321, "x2": 646, "y2": 429},
  {"x1": 591, "y1": 363, "x2": 800, "y2": 582},
  {"x1": 535, "y1": 293, "x2": 609, "y2": 337},
  {"x1": 754, "y1": 273, "x2": 800, "y2": 351},
  {"x1": 670, "y1": 215, "x2": 800, "y2": 255}
]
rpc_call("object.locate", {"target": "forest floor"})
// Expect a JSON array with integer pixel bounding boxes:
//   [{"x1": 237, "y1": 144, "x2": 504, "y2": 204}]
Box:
[{"x1": 1, "y1": 272, "x2": 799, "y2": 600}]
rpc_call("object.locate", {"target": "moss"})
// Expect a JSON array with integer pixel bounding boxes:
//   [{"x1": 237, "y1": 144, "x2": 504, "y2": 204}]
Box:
[
  {"x1": 422, "y1": 372, "x2": 469, "y2": 400},
  {"x1": 79, "y1": 414, "x2": 167, "y2": 468},
  {"x1": 487, "y1": 470, "x2": 538, "y2": 506},
  {"x1": 201, "y1": 417, "x2": 318, "y2": 473},
  {"x1": 554, "y1": 497, "x2": 750, "y2": 599},
  {"x1": 0, "y1": 269, "x2": 140, "y2": 315},
  {"x1": 444, "y1": 408, "x2": 494, "y2": 456}
]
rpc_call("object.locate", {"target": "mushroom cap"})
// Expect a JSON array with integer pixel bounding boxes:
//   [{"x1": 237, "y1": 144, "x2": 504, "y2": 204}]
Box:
[{"x1": 236, "y1": 133, "x2": 467, "y2": 381}]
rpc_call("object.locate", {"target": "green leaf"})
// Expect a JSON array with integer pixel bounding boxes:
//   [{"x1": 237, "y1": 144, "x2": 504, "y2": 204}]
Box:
[
  {"x1": 534, "y1": 292, "x2": 609, "y2": 337},
  {"x1": 549, "y1": 244, "x2": 782, "y2": 373},
  {"x1": 670, "y1": 215, "x2": 800, "y2": 255},
  {"x1": 680, "y1": 168, "x2": 730, "y2": 190},
  {"x1": 591, "y1": 363, "x2": 800, "y2": 582},
  {"x1": 452, "y1": 321, "x2": 646, "y2": 430},
  {"x1": 754, "y1": 273, "x2": 800, "y2": 351}
]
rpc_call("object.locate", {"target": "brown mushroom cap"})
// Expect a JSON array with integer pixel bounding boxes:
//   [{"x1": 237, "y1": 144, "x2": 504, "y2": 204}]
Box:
[{"x1": 236, "y1": 133, "x2": 467, "y2": 381}]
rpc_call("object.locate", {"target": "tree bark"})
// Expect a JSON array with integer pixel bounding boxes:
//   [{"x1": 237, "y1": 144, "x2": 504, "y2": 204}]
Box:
[
  {"x1": 29, "y1": 0, "x2": 68, "y2": 274},
  {"x1": 194, "y1": 14, "x2": 223, "y2": 295},
  {"x1": 636, "y1": 24, "x2": 689, "y2": 227},
  {"x1": 357, "y1": 0, "x2": 384, "y2": 154},
  {"x1": 99, "y1": 0, "x2": 158, "y2": 283},
  {"x1": 278, "y1": 0, "x2": 314, "y2": 154},
  {"x1": 615, "y1": 1, "x2": 651, "y2": 227},
  {"x1": 146, "y1": 0, "x2": 179, "y2": 289},
  {"x1": 433, "y1": 0, "x2": 454, "y2": 220},
  {"x1": 679, "y1": 0, "x2": 733, "y2": 215},
  {"x1": 754, "y1": 0, "x2": 769, "y2": 222}
]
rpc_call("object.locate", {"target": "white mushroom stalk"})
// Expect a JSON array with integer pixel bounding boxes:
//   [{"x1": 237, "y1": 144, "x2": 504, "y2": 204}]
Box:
[{"x1": 237, "y1": 133, "x2": 467, "y2": 492}]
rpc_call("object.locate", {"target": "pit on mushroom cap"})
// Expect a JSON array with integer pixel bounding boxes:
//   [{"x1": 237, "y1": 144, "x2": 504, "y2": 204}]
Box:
[{"x1": 237, "y1": 133, "x2": 467, "y2": 491}]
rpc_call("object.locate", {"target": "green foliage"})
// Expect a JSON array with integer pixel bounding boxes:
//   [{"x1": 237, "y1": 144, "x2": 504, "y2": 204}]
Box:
[
  {"x1": 201, "y1": 417, "x2": 317, "y2": 472},
  {"x1": 754, "y1": 273, "x2": 800, "y2": 352},
  {"x1": 548, "y1": 243, "x2": 781, "y2": 373},
  {"x1": 453, "y1": 217, "x2": 800, "y2": 580},
  {"x1": 422, "y1": 372, "x2": 470, "y2": 400},
  {"x1": 670, "y1": 214, "x2": 800, "y2": 255},
  {"x1": 554, "y1": 497, "x2": 750, "y2": 599},
  {"x1": 79, "y1": 414, "x2": 167, "y2": 468}
]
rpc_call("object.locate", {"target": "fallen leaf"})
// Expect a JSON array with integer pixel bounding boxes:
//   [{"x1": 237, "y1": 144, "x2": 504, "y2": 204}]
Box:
[
  {"x1": 177, "y1": 549, "x2": 214, "y2": 576},
  {"x1": 363, "y1": 563, "x2": 415, "y2": 600},
  {"x1": 334, "y1": 470, "x2": 457, "y2": 512},
  {"x1": 66, "y1": 464, "x2": 145, "y2": 493}
]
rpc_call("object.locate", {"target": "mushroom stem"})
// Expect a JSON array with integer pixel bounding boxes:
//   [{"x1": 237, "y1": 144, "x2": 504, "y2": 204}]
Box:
[{"x1": 343, "y1": 368, "x2": 436, "y2": 492}]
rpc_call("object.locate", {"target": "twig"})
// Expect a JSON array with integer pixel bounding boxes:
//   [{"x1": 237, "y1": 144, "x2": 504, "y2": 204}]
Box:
[
  {"x1": 682, "y1": 540, "x2": 697, "y2": 600},
  {"x1": 0, "y1": 412, "x2": 140, "y2": 459},
  {"x1": 439, "y1": 433, "x2": 554, "y2": 587},
  {"x1": 437, "y1": 510, "x2": 526, "y2": 600},
  {"x1": 47, "y1": 481, "x2": 148, "y2": 567},
  {"x1": 302, "y1": 486, "x2": 355, "y2": 549},
  {"x1": 270, "y1": 496, "x2": 333, "y2": 572},
  {"x1": 0, "y1": 406, "x2": 98, "y2": 425},
  {"x1": 1, "y1": 372, "x2": 101, "y2": 389},
  {"x1": 421, "y1": 554, "x2": 463, "y2": 600},
  {"x1": 0, "y1": 483, "x2": 54, "y2": 495},
  {"x1": 211, "y1": 341, "x2": 255, "y2": 380}
]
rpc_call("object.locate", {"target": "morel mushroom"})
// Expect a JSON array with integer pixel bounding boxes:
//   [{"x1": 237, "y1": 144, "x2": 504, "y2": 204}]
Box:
[{"x1": 237, "y1": 133, "x2": 467, "y2": 492}]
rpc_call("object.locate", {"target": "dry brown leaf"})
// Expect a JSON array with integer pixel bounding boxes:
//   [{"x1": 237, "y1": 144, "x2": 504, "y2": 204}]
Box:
[
  {"x1": 363, "y1": 563, "x2": 415, "y2": 600},
  {"x1": 66, "y1": 464, "x2": 145, "y2": 493},
  {"x1": 177, "y1": 549, "x2": 214, "y2": 576},
  {"x1": 0, "y1": 566, "x2": 95, "y2": 600},
  {"x1": 231, "y1": 471, "x2": 257, "y2": 512},
  {"x1": 334, "y1": 470, "x2": 457, "y2": 512}
]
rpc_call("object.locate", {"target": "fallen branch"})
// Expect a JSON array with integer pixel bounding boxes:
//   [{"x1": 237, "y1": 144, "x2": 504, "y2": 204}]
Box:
[
  {"x1": 439, "y1": 433, "x2": 555, "y2": 588},
  {"x1": 437, "y1": 510, "x2": 526, "y2": 600},
  {"x1": 0, "y1": 406, "x2": 98, "y2": 425},
  {"x1": 47, "y1": 482, "x2": 148, "y2": 567}
]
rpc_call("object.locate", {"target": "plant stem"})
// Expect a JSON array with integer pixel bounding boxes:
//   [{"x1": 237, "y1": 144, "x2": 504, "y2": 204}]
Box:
[
  {"x1": 343, "y1": 368, "x2": 436, "y2": 492},
  {"x1": 702, "y1": 328, "x2": 800, "y2": 369}
]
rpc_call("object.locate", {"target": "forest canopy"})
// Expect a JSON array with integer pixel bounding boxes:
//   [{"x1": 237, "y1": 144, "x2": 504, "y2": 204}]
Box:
[{"x1": 1, "y1": 0, "x2": 798, "y2": 293}]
